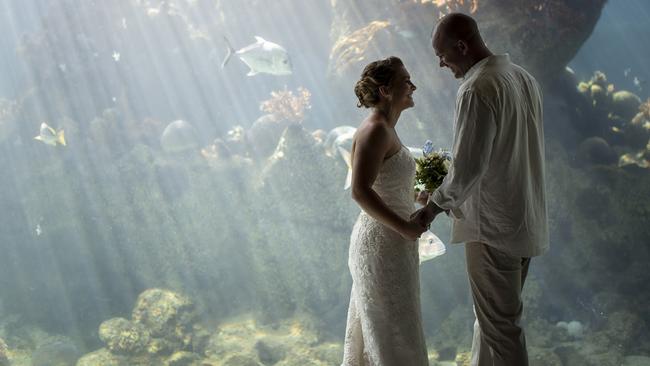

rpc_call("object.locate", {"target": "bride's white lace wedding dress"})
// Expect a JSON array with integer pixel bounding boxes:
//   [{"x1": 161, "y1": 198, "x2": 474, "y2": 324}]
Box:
[{"x1": 342, "y1": 146, "x2": 429, "y2": 366}]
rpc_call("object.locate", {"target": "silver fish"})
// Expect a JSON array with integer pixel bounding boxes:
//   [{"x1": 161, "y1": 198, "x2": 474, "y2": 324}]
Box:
[
  {"x1": 222, "y1": 36, "x2": 292, "y2": 76},
  {"x1": 34, "y1": 122, "x2": 66, "y2": 146}
]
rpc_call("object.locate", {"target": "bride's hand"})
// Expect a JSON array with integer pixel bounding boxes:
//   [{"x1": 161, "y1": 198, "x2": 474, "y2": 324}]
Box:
[
  {"x1": 399, "y1": 219, "x2": 427, "y2": 241},
  {"x1": 415, "y1": 190, "x2": 430, "y2": 206}
]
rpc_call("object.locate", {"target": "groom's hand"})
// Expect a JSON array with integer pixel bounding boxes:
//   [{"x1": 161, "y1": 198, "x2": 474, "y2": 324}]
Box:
[{"x1": 411, "y1": 202, "x2": 443, "y2": 227}]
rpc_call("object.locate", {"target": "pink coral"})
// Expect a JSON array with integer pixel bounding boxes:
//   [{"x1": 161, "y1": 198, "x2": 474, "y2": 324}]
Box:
[{"x1": 259, "y1": 87, "x2": 311, "y2": 123}]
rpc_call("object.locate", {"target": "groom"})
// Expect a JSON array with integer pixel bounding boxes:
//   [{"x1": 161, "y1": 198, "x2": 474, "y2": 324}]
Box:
[{"x1": 413, "y1": 13, "x2": 549, "y2": 366}]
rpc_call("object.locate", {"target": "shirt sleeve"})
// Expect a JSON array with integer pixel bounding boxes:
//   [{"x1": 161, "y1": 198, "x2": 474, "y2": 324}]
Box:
[{"x1": 431, "y1": 89, "x2": 497, "y2": 213}]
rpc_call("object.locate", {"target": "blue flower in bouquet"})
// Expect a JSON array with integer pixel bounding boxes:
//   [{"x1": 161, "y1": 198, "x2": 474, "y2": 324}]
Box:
[
  {"x1": 422, "y1": 140, "x2": 434, "y2": 156},
  {"x1": 439, "y1": 149, "x2": 453, "y2": 161}
]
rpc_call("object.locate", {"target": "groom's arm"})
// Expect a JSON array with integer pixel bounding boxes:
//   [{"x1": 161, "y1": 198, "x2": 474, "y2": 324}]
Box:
[{"x1": 429, "y1": 89, "x2": 497, "y2": 214}]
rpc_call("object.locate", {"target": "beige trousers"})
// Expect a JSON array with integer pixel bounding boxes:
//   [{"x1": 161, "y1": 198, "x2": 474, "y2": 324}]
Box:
[{"x1": 466, "y1": 242, "x2": 531, "y2": 366}]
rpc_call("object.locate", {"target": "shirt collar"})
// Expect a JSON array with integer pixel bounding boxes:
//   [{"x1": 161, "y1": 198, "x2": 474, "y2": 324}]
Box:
[{"x1": 462, "y1": 54, "x2": 510, "y2": 81}]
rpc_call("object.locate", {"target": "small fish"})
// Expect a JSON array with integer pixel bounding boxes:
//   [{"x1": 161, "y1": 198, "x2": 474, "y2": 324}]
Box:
[
  {"x1": 34, "y1": 122, "x2": 66, "y2": 146},
  {"x1": 222, "y1": 36, "x2": 292, "y2": 76},
  {"x1": 58, "y1": 63, "x2": 67, "y2": 72},
  {"x1": 338, "y1": 146, "x2": 352, "y2": 190},
  {"x1": 121, "y1": 17, "x2": 127, "y2": 29},
  {"x1": 35, "y1": 223, "x2": 42, "y2": 236},
  {"x1": 633, "y1": 76, "x2": 646, "y2": 90},
  {"x1": 624, "y1": 68, "x2": 631, "y2": 78},
  {"x1": 112, "y1": 51, "x2": 121, "y2": 62}
]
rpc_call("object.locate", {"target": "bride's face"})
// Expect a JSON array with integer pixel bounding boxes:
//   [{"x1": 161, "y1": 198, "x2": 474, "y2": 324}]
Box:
[{"x1": 388, "y1": 66, "x2": 417, "y2": 110}]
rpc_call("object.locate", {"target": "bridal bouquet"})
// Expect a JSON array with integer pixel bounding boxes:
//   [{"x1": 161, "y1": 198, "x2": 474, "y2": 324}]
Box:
[
  {"x1": 414, "y1": 140, "x2": 452, "y2": 264},
  {"x1": 414, "y1": 140, "x2": 452, "y2": 193}
]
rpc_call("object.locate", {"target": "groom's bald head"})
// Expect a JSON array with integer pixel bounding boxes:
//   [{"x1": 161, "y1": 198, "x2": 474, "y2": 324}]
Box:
[
  {"x1": 432, "y1": 13, "x2": 482, "y2": 49},
  {"x1": 432, "y1": 13, "x2": 490, "y2": 79}
]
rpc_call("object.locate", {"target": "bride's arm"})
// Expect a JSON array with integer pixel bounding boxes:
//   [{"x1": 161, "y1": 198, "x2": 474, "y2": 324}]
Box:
[{"x1": 351, "y1": 123, "x2": 426, "y2": 241}]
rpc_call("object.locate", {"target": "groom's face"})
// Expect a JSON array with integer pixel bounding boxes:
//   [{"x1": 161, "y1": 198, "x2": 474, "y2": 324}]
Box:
[{"x1": 433, "y1": 37, "x2": 466, "y2": 79}]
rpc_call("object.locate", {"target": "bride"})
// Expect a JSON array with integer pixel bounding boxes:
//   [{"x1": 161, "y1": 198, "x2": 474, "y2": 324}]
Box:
[{"x1": 342, "y1": 56, "x2": 429, "y2": 365}]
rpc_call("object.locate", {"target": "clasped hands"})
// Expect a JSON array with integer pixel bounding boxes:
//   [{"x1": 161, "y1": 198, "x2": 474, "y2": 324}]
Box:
[{"x1": 400, "y1": 192, "x2": 445, "y2": 241}]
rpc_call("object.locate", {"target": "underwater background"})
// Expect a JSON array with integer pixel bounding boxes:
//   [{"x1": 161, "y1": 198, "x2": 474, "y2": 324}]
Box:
[{"x1": 0, "y1": 0, "x2": 649, "y2": 365}]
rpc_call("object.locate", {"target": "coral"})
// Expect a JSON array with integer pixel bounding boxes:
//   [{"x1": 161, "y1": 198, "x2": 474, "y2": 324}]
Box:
[
  {"x1": 164, "y1": 351, "x2": 200, "y2": 366},
  {"x1": 131, "y1": 288, "x2": 197, "y2": 349},
  {"x1": 76, "y1": 348, "x2": 128, "y2": 366},
  {"x1": 99, "y1": 317, "x2": 151, "y2": 355},
  {"x1": 260, "y1": 87, "x2": 311, "y2": 123},
  {"x1": 247, "y1": 87, "x2": 314, "y2": 159},
  {"x1": 204, "y1": 314, "x2": 338, "y2": 365},
  {"x1": 611, "y1": 91, "x2": 642, "y2": 121},
  {"x1": 576, "y1": 71, "x2": 614, "y2": 109},
  {"x1": 632, "y1": 98, "x2": 650, "y2": 126},
  {"x1": 78, "y1": 289, "x2": 210, "y2": 363},
  {"x1": 200, "y1": 138, "x2": 231, "y2": 161},
  {"x1": 574, "y1": 71, "x2": 649, "y2": 152},
  {"x1": 328, "y1": 20, "x2": 391, "y2": 77}
]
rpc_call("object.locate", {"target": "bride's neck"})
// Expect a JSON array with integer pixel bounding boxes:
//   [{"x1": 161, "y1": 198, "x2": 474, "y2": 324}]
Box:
[{"x1": 373, "y1": 105, "x2": 401, "y2": 128}]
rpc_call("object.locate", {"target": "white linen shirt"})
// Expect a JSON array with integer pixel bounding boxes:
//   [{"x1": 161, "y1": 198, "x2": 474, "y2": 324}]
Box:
[{"x1": 431, "y1": 54, "x2": 549, "y2": 257}]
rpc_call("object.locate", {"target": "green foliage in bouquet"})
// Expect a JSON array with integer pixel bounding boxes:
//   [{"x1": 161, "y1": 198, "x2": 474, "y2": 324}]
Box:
[{"x1": 415, "y1": 152, "x2": 450, "y2": 193}]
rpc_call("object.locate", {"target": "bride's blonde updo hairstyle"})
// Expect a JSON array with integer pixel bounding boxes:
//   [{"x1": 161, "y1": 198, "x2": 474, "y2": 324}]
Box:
[{"x1": 354, "y1": 56, "x2": 404, "y2": 108}]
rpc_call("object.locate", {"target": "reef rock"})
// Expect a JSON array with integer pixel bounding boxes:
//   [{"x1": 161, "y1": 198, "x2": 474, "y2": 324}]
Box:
[
  {"x1": 160, "y1": 120, "x2": 200, "y2": 153},
  {"x1": 164, "y1": 351, "x2": 201, "y2": 366},
  {"x1": 76, "y1": 348, "x2": 128, "y2": 366},
  {"x1": 611, "y1": 90, "x2": 642, "y2": 121},
  {"x1": 131, "y1": 288, "x2": 198, "y2": 350},
  {"x1": 576, "y1": 137, "x2": 618, "y2": 166},
  {"x1": 246, "y1": 114, "x2": 290, "y2": 158},
  {"x1": 99, "y1": 317, "x2": 150, "y2": 355}
]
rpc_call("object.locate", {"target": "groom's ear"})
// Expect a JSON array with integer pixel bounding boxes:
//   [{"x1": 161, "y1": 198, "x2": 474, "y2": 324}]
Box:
[{"x1": 457, "y1": 40, "x2": 469, "y2": 56}]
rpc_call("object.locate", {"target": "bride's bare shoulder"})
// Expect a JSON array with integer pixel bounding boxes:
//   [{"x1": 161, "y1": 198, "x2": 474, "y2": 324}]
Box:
[{"x1": 355, "y1": 119, "x2": 390, "y2": 144}]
